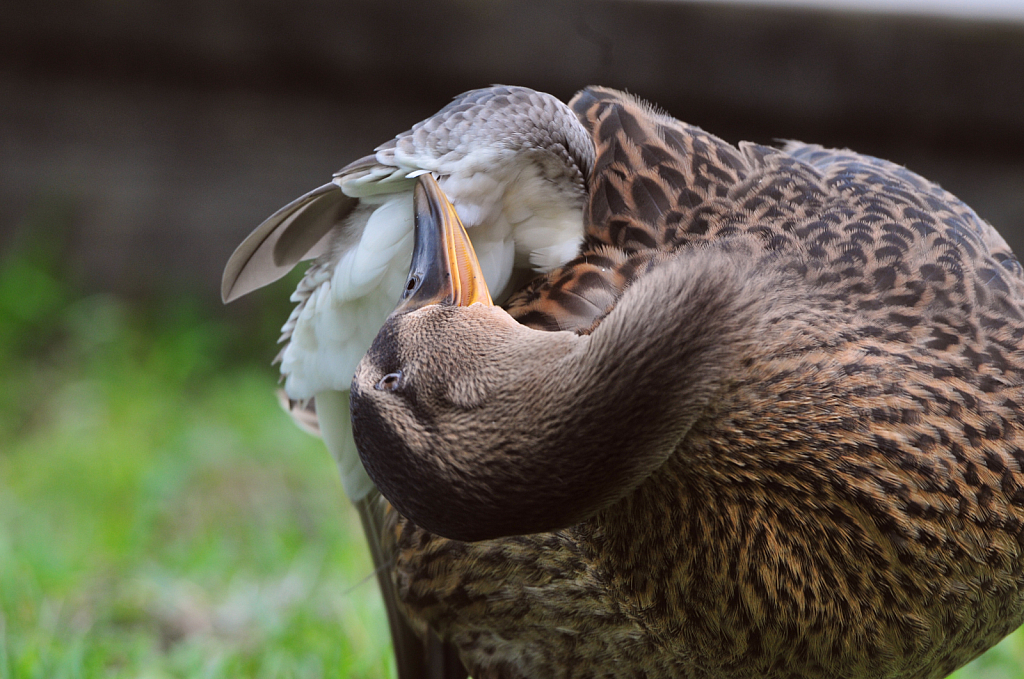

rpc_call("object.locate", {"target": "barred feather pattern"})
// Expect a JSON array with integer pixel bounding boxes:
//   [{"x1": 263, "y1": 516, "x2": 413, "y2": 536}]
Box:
[{"x1": 382, "y1": 87, "x2": 1024, "y2": 678}]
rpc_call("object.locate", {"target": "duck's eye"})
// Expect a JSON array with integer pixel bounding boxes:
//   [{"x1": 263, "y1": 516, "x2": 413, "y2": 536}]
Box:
[{"x1": 375, "y1": 371, "x2": 403, "y2": 391}]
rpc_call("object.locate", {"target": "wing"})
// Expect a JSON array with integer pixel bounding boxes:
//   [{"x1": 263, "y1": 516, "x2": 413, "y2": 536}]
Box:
[{"x1": 225, "y1": 86, "x2": 594, "y2": 402}]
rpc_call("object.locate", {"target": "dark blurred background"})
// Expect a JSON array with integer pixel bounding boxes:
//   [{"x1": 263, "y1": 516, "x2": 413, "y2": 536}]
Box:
[{"x1": 2, "y1": 0, "x2": 1023, "y2": 306}]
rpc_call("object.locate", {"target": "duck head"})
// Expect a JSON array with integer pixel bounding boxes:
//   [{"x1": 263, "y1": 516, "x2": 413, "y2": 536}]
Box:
[{"x1": 351, "y1": 175, "x2": 773, "y2": 542}]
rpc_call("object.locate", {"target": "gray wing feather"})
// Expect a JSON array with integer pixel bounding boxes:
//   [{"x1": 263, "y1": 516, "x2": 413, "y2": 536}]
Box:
[{"x1": 221, "y1": 183, "x2": 356, "y2": 302}]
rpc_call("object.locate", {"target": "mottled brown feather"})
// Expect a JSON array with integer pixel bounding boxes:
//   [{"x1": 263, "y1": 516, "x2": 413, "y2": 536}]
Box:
[{"x1": 378, "y1": 87, "x2": 1024, "y2": 678}]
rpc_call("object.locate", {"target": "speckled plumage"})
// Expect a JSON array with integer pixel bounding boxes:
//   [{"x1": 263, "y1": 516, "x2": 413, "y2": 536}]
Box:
[{"x1": 362, "y1": 87, "x2": 1024, "y2": 678}]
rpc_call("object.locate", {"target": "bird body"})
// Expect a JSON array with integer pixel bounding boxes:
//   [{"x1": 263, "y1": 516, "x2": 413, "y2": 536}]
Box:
[
  {"x1": 225, "y1": 84, "x2": 1024, "y2": 678},
  {"x1": 349, "y1": 88, "x2": 1024, "y2": 678}
]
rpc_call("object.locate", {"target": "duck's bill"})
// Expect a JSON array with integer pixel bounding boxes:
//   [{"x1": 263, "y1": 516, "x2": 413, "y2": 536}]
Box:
[{"x1": 393, "y1": 174, "x2": 493, "y2": 314}]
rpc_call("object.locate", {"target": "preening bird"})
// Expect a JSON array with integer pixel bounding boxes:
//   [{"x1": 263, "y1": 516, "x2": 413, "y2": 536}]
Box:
[
  {"x1": 350, "y1": 89, "x2": 1024, "y2": 678},
  {"x1": 226, "y1": 85, "x2": 1024, "y2": 678}
]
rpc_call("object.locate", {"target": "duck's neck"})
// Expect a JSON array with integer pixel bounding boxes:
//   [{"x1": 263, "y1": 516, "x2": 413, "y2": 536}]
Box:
[{"x1": 539, "y1": 239, "x2": 782, "y2": 519}]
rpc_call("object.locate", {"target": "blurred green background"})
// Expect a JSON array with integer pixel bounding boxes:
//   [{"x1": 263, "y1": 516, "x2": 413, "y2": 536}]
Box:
[
  {"x1": 0, "y1": 209, "x2": 394, "y2": 677},
  {"x1": 2, "y1": 0, "x2": 1023, "y2": 677}
]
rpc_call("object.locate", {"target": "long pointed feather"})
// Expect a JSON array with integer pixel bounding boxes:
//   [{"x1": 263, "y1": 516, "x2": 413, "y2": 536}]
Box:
[{"x1": 222, "y1": 183, "x2": 355, "y2": 302}]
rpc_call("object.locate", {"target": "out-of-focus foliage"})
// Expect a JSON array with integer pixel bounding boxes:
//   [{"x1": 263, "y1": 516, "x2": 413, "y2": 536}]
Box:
[
  {"x1": 0, "y1": 207, "x2": 391, "y2": 678},
  {"x1": 0, "y1": 204, "x2": 1023, "y2": 678}
]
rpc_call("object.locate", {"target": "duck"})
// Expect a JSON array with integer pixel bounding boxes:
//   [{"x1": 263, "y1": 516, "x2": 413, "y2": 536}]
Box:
[{"x1": 348, "y1": 87, "x2": 1024, "y2": 678}]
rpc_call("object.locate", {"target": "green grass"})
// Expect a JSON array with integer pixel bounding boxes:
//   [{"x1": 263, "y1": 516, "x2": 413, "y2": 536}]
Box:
[
  {"x1": 0, "y1": 224, "x2": 391, "y2": 677},
  {"x1": 0, "y1": 216, "x2": 1023, "y2": 678}
]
